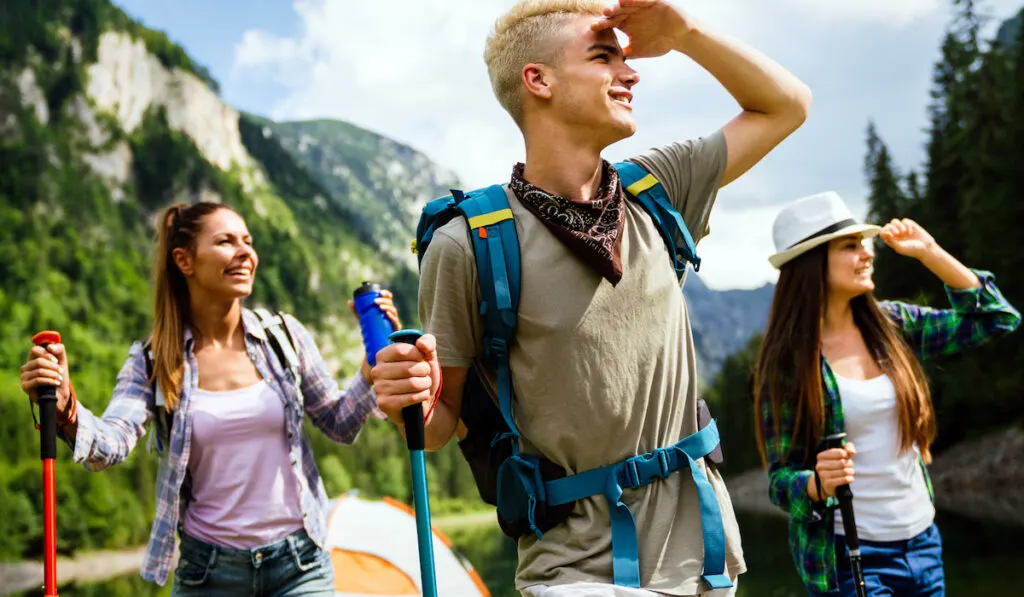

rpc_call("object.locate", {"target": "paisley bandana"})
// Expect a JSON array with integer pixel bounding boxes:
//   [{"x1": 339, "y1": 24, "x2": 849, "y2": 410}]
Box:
[{"x1": 509, "y1": 161, "x2": 627, "y2": 285}]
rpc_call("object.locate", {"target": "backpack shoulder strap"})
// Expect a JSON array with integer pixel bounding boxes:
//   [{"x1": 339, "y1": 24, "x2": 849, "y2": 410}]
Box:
[
  {"x1": 455, "y1": 184, "x2": 523, "y2": 441},
  {"x1": 141, "y1": 339, "x2": 171, "y2": 454},
  {"x1": 252, "y1": 307, "x2": 301, "y2": 381},
  {"x1": 412, "y1": 192, "x2": 463, "y2": 267},
  {"x1": 613, "y1": 161, "x2": 702, "y2": 278}
]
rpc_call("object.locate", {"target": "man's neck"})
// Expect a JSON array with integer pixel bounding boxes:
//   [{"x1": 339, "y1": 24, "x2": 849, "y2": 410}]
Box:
[
  {"x1": 188, "y1": 295, "x2": 244, "y2": 349},
  {"x1": 521, "y1": 122, "x2": 606, "y2": 202}
]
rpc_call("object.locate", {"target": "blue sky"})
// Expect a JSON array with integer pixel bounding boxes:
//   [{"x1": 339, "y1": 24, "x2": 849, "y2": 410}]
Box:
[{"x1": 113, "y1": 0, "x2": 1023, "y2": 290}]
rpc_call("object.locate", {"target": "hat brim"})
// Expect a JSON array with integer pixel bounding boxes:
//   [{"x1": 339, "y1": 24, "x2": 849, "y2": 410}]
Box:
[{"x1": 768, "y1": 224, "x2": 882, "y2": 269}]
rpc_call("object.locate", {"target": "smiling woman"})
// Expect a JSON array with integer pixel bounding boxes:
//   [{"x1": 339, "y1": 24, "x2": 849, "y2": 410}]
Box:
[
  {"x1": 753, "y1": 191, "x2": 1021, "y2": 596},
  {"x1": 18, "y1": 201, "x2": 403, "y2": 596}
]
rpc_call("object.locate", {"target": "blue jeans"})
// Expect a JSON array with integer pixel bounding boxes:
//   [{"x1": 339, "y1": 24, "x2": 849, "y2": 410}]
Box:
[
  {"x1": 810, "y1": 523, "x2": 945, "y2": 597},
  {"x1": 170, "y1": 528, "x2": 334, "y2": 596}
]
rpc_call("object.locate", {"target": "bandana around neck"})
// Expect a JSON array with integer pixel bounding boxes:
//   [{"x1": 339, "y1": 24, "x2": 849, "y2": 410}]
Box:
[{"x1": 509, "y1": 161, "x2": 627, "y2": 285}]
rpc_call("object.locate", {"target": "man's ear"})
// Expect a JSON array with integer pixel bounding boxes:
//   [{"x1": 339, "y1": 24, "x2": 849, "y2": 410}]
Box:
[
  {"x1": 522, "y1": 63, "x2": 554, "y2": 100},
  {"x1": 172, "y1": 247, "x2": 194, "y2": 276}
]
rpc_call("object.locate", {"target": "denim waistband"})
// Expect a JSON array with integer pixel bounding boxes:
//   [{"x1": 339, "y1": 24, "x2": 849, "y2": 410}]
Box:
[{"x1": 178, "y1": 527, "x2": 315, "y2": 567}]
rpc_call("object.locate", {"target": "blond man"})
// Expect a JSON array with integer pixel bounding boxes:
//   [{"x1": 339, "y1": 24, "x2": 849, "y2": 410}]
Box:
[{"x1": 373, "y1": 1, "x2": 811, "y2": 595}]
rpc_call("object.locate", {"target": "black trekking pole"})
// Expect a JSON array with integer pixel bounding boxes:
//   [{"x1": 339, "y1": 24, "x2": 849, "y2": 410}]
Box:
[{"x1": 823, "y1": 432, "x2": 867, "y2": 597}]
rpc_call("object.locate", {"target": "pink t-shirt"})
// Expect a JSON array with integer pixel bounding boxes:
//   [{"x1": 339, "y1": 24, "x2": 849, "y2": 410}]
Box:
[{"x1": 181, "y1": 380, "x2": 305, "y2": 548}]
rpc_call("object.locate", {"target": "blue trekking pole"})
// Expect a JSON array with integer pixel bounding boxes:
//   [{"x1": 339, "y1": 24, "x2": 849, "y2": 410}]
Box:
[
  {"x1": 390, "y1": 328, "x2": 438, "y2": 597},
  {"x1": 352, "y1": 282, "x2": 437, "y2": 597}
]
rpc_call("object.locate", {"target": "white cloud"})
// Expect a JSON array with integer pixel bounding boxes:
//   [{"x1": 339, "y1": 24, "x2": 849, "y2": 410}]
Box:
[
  {"x1": 781, "y1": 0, "x2": 943, "y2": 27},
  {"x1": 229, "y1": 0, "x2": 1024, "y2": 289},
  {"x1": 697, "y1": 205, "x2": 781, "y2": 290}
]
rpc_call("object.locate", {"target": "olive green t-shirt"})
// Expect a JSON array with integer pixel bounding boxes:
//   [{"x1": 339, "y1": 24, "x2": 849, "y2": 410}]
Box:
[{"x1": 417, "y1": 129, "x2": 745, "y2": 595}]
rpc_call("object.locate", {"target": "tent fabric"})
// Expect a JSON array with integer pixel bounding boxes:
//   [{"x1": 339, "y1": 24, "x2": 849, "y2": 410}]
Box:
[{"x1": 325, "y1": 492, "x2": 491, "y2": 597}]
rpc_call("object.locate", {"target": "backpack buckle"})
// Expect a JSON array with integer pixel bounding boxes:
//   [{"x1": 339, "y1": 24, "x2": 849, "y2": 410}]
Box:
[
  {"x1": 485, "y1": 337, "x2": 508, "y2": 360},
  {"x1": 619, "y1": 448, "x2": 673, "y2": 490}
]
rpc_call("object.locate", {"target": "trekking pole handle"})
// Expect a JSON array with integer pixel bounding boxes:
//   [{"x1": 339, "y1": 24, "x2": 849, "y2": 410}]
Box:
[
  {"x1": 822, "y1": 432, "x2": 860, "y2": 546},
  {"x1": 822, "y1": 432, "x2": 853, "y2": 500},
  {"x1": 32, "y1": 331, "x2": 62, "y2": 597},
  {"x1": 32, "y1": 331, "x2": 62, "y2": 461},
  {"x1": 389, "y1": 330, "x2": 427, "y2": 452}
]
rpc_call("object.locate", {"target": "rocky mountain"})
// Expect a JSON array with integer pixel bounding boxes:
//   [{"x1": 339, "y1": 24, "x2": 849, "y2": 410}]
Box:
[
  {"x1": 683, "y1": 271, "x2": 773, "y2": 384},
  {"x1": 249, "y1": 117, "x2": 461, "y2": 269}
]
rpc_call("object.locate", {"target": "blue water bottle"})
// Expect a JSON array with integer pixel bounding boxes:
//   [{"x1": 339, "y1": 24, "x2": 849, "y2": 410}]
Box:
[{"x1": 353, "y1": 281, "x2": 396, "y2": 366}]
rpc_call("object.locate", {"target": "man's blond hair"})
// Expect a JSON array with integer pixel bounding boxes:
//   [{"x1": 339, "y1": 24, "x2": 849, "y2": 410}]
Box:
[{"x1": 484, "y1": 0, "x2": 607, "y2": 127}]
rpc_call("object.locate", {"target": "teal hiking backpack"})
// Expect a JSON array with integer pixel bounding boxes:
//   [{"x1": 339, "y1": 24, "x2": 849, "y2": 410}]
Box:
[{"x1": 411, "y1": 161, "x2": 732, "y2": 591}]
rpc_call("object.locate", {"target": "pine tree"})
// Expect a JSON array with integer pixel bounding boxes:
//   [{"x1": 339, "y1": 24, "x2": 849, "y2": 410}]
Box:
[
  {"x1": 904, "y1": 170, "x2": 923, "y2": 206},
  {"x1": 921, "y1": 3, "x2": 981, "y2": 277},
  {"x1": 863, "y1": 122, "x2": 914, "y2": 300}
]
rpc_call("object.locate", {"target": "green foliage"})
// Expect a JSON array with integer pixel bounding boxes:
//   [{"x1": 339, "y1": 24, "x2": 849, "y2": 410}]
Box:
[
  {"x1": 443, "y1": 524, "x2": 519, "y2": 597},
  {"x1": 704, "y1": 333, "x2": 763, "y2": 475},
  {"x1": 864, "y1": 121, "x2": 917, "y2": 302},
  {"x1": 250, "y1": 115, "x2": 460, "y2": 288}
]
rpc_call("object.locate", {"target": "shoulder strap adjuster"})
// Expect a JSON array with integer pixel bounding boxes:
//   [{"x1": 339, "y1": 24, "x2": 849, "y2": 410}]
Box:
[{"x1": 485, "y1": 337, "x2": 509, "y2": 360}]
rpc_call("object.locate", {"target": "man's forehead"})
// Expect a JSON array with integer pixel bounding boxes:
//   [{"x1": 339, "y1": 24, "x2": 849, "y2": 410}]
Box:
[{"x1": 570, "y1": 18, "x2": 623, "y2": 52}]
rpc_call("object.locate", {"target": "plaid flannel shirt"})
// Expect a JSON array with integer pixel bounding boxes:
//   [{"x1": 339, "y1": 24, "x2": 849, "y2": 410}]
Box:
[
  {"x1": 58, "y1": 308, "x2": 376, "y2": 586},
  {"x1": 760, "y1": 269, "x2": 1020, "y2": 593}
]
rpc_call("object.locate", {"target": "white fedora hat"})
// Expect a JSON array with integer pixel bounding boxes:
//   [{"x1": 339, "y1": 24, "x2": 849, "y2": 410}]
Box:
[{"x1": 768, "y1": 191, "x2": 881, "y2": 269}]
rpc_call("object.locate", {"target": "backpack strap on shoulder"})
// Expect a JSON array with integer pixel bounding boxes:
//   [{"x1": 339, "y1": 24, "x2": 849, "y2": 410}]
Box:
[
  {"x1": 141, "y1": 339, "x2": 170, "y2": 455},
  {"x1": 413, "y1": 193, "x2": 460, "y2": 264},
  {"x1": 613, "y1": 161, "x2": 702, "y2": 278},
  {"x1": 252, "y1": 308, "x2": 301, "y2": 383},
  {"x1": 456, "y1": 184, "x2": 522, "y2": 440}
]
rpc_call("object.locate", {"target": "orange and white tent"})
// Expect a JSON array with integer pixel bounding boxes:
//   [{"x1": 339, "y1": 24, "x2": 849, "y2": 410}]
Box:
[{"x1": 325, "y1": 491, "x2": 492, "y2": 596}]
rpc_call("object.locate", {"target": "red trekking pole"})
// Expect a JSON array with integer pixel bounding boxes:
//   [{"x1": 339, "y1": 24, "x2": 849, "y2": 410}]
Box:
[{"x1": 32, "y1": 330, "x2": 61, "y2": 597}]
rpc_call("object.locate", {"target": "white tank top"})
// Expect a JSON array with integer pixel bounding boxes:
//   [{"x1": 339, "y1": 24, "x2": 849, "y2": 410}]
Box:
[{"x1": 833, "y1": 373, "x2": 935, "y2": 542}]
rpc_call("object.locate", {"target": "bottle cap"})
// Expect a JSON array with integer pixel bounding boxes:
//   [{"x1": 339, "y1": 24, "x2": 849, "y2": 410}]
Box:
[{"x1": 353, "y1": 281, "x2": 382, "y2": 299}]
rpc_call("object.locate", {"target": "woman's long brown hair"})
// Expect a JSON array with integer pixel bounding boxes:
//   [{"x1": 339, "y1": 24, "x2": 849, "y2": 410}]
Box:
[
  {"x1": 753, "y1": 243, "x2": 936, "y2": 467},
  {"x1": 151, "y1": 201, "x2": 232, "y2": 411}
]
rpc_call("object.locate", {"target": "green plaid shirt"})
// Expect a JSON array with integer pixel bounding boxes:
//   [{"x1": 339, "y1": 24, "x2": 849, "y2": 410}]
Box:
[{"x1": 760, "y1": 269, "x2": 1021, "y2": 593}]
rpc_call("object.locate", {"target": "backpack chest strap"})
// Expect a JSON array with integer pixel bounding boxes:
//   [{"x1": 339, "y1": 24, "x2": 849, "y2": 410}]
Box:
[{"x1": 543, "y1": 421, "x2": 731, "y2": 590}]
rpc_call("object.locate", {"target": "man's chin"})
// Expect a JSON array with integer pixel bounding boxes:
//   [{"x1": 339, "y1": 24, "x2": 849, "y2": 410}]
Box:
[{"x1": 603, "y1": 119, "x2": 637, "y2": 146}]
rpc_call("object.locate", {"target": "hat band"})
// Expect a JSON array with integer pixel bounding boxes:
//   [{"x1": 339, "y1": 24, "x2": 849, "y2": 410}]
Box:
[{"x1": 787, "y1": 217, "x2": 858, "y2": 249}]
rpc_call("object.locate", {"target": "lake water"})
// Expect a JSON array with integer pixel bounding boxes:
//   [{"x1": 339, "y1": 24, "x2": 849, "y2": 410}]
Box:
[{"x1": 11, "y1": 511, "x2": 1024, "y2": 596}]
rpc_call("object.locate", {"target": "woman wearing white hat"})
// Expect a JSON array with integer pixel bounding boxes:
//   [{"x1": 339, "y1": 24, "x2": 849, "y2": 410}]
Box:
[{"x1": 751, "y1": 191, "x2": 1019, "y2": 596}]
